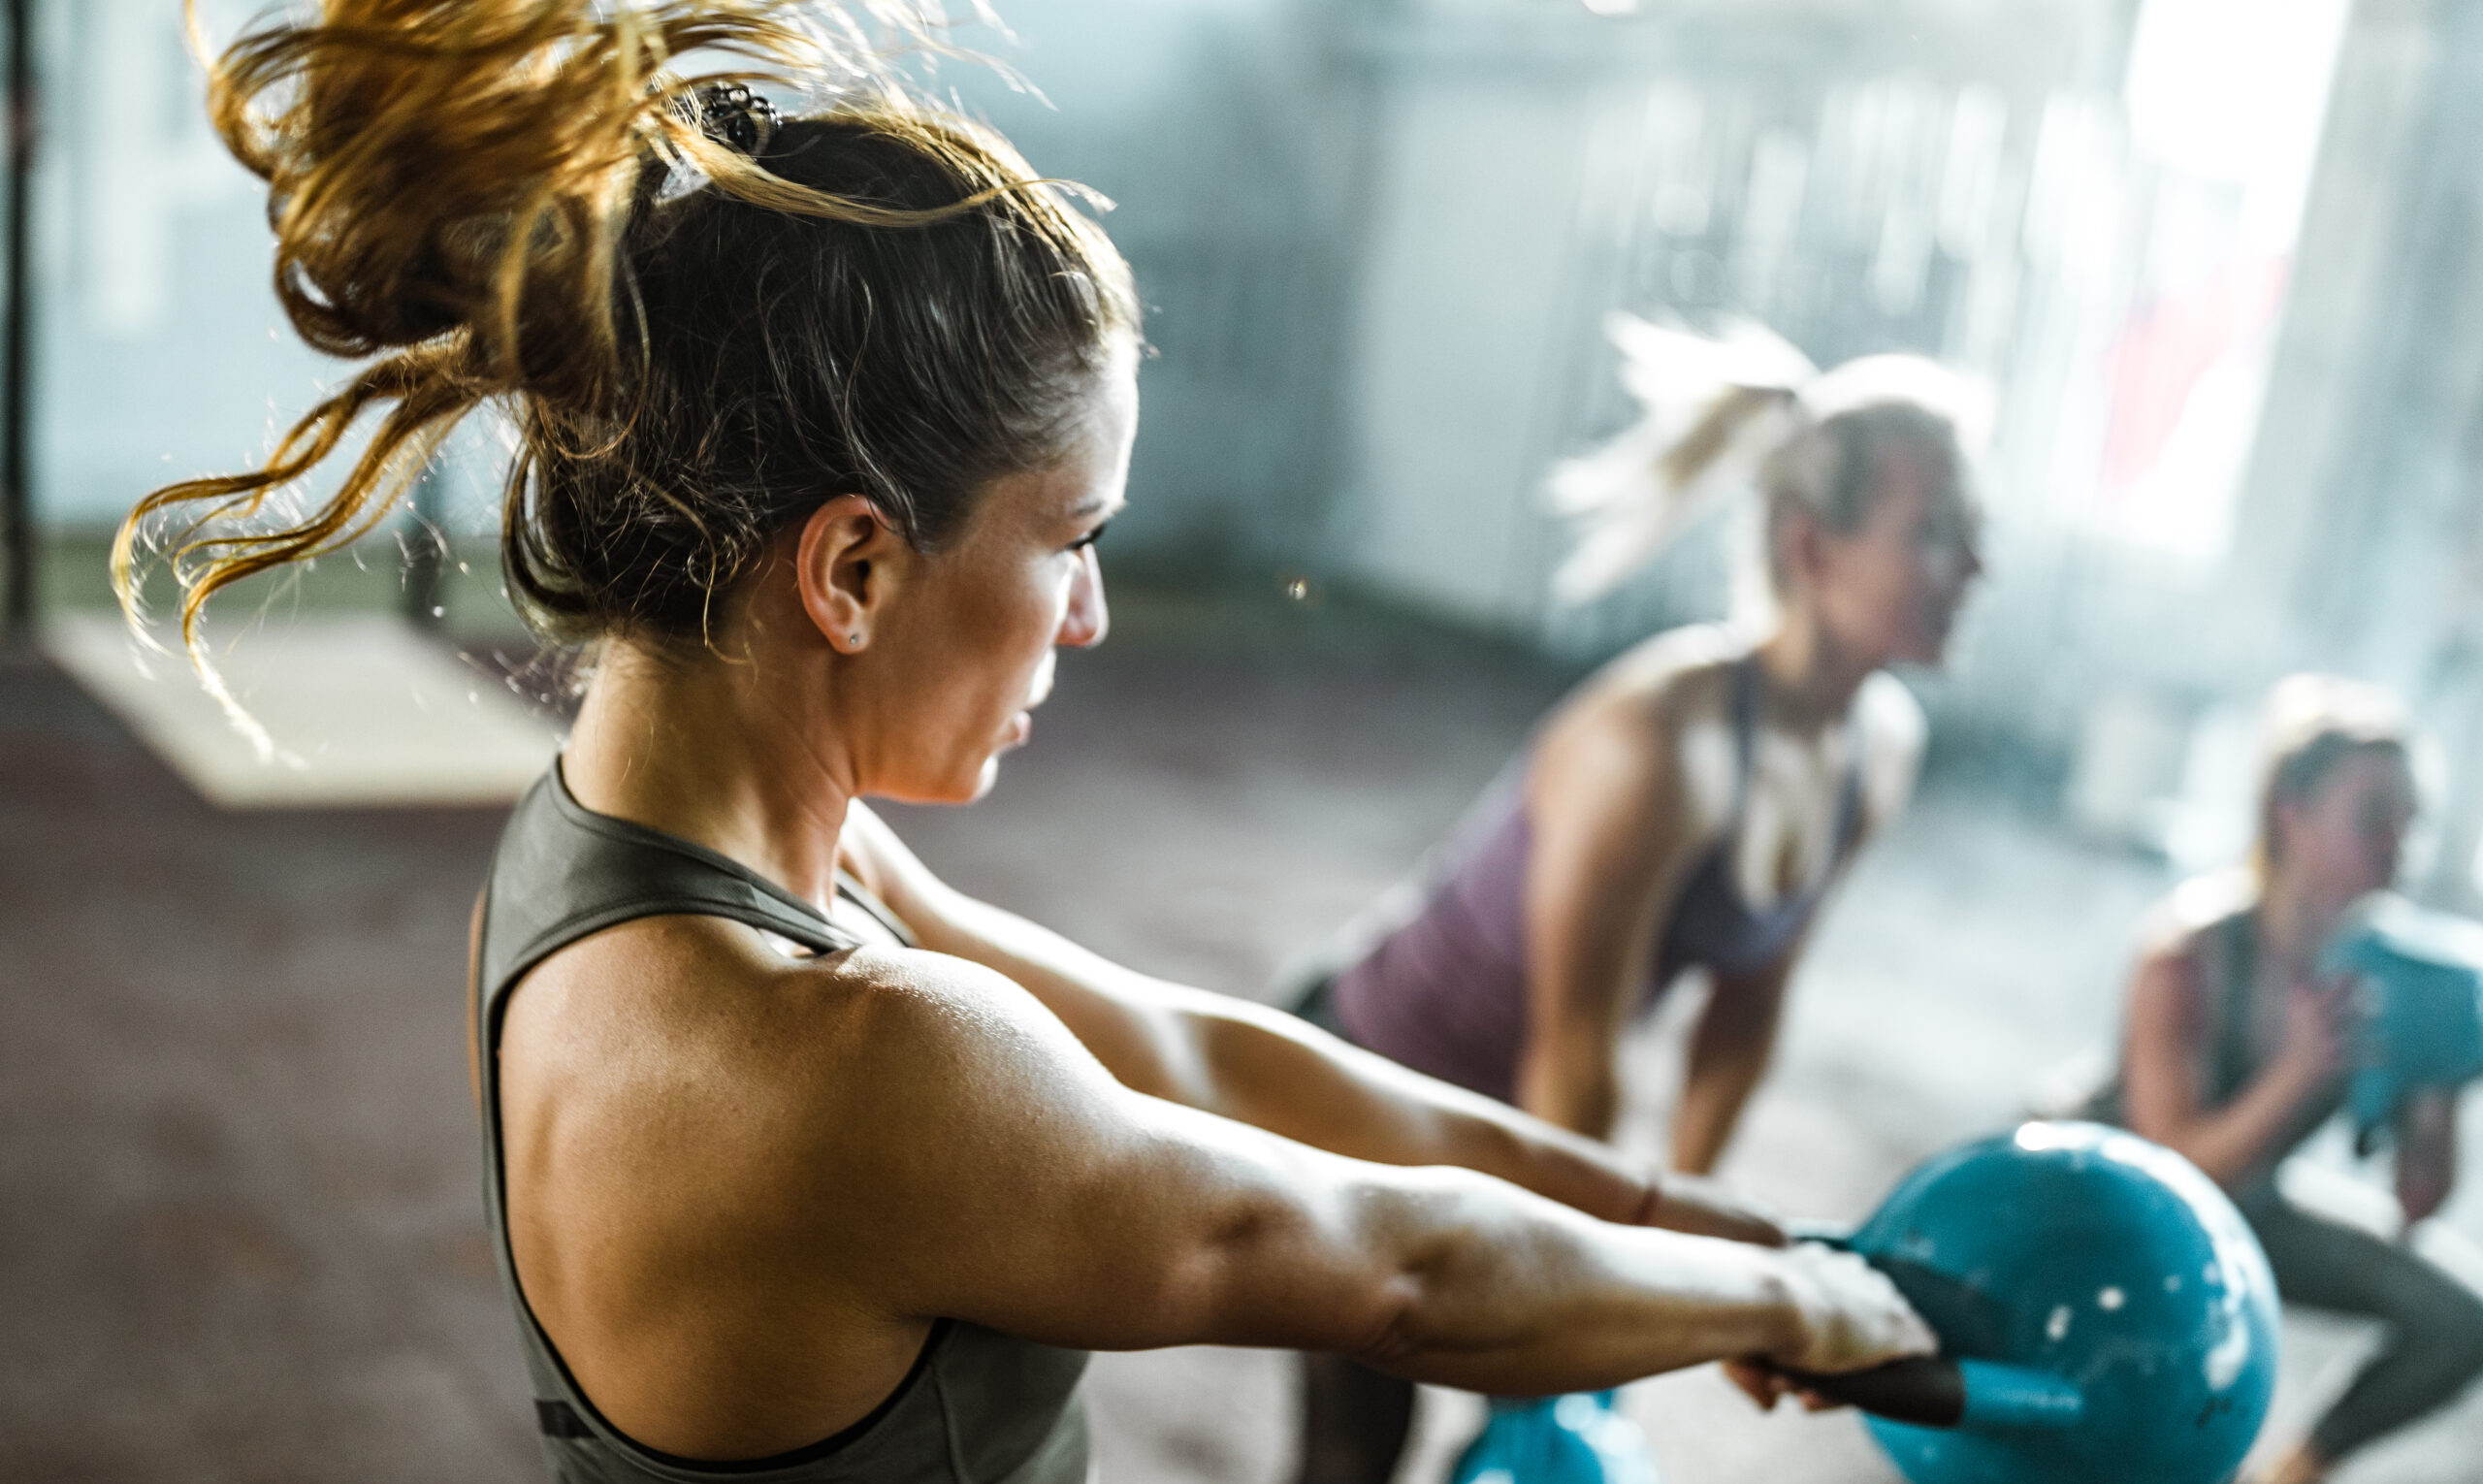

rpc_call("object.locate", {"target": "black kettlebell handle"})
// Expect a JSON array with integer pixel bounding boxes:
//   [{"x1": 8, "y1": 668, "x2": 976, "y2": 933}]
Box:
[{"x1": 1775, "y1": 1355, "x2": 1967, "y2": 1429}]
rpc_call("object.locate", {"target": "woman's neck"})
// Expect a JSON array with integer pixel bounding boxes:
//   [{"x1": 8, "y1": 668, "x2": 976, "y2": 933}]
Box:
[
  {"x1": 1752, "y1": 608, "x2": 1875, "y2": 733},
  {"x1": 563, "y1": 639, "x2": 855, "y2": 910}
]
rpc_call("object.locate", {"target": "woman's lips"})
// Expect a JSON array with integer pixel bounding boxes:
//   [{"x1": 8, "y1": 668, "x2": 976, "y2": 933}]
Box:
[{"x1": 1002, "y1": 710, "x2": 1033, "y2": 749}]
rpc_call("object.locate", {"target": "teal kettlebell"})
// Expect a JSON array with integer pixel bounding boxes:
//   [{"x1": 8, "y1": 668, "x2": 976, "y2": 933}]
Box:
[
  {"x1": 2319, "y1": 894, "x2": 2483, "y2": 1150},
  {"x1": 1448, "y1": 1390, "x2": 1660, "y2": 1484},
  {"x1": 1786, "y1": 1122, "x2": 2278, "y2": 1484}
]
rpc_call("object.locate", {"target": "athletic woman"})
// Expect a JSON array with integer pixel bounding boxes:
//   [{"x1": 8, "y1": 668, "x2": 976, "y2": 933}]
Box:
[
  {"x1": 2102, "y1": 676, "x2": 2483, "y2": 1484},
  {"x1": 1292, "y1": 336, "x2": 1984, "y2": 1483},
  {"x1": 116, "y1": 6, "x2": 1932, "y2": 1482}
]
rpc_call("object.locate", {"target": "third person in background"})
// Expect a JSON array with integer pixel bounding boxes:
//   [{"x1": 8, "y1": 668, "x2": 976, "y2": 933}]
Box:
[{"x1": 2098, "y1": 675, "x2": 2483, "y2": 1484}]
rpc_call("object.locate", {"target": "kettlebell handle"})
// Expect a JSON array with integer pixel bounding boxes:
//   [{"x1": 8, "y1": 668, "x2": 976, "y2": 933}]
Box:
[
  {"x1": 1777, "y1": 1356, "x2": 1965, "y2": 1427},
  {"x1": 1778, "y1": 1356, "x2": 2085, "y2": 1432}
]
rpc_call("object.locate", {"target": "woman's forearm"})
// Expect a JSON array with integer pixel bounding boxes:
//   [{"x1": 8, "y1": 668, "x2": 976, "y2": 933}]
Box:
[
  {"x1": 1193, "y1": 999, "x2": 1652, "y2": 1224},
  {"x1": 1514, "y1": 1013, "x2": 1624, "y2": 1142},
  {"x1": 1671, "y1": 966, "x2": 1789, "y2": 1177},
  {"x1": 2395, "y1": 1088, "x2": 2458, "y2": 1222},
  {"x1": 1672, "y1": 1051, "x2": 1764, "y2": 1178},
  {"x1": 1344, "y1": 1172, "x2": 1911, "y2": 1393},
  {"x1": 1383, "y1": 1221, "x2": 1793, "y2": 1393},
  {"x1": 2140, "y1": 1056, "x2": 2327, "y2": 1188},
  {"x1": 1197, "y1": 1002, "x2": 1786, "y2": 1243}
]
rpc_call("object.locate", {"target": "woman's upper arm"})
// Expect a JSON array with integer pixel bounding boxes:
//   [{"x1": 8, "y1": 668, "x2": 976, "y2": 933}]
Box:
[
  {"x1": 1522, "y1": 694, "x2": 1708, "y2": 1041},
  {"x1": 2119, "y1": 941, "x2": 2209, "y2": 1142},
  {"x1": 823, "y1": 955, "x2": 1406, "y2": 1356}
]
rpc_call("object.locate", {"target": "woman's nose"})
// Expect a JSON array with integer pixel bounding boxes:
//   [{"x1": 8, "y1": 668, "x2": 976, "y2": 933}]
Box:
[{"x1": 1058, "y1": 546, "x2": 1109, "y2": 649}]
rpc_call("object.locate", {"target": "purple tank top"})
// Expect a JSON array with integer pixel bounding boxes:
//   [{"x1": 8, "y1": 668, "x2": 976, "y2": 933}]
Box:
[{"x1": 1328, "y1": 658, "x2": 1865, "y2": 1104}]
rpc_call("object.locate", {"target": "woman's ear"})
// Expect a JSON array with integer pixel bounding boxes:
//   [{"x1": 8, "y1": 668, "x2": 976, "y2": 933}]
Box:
[{"x1": 794, "y1": 496, "x2": 904, "y2": 653}]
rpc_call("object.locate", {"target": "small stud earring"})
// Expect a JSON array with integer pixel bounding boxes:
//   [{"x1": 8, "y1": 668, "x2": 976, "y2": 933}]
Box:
[{"x1": 848, "y1": 632, "x2": 861, "y2": 646}]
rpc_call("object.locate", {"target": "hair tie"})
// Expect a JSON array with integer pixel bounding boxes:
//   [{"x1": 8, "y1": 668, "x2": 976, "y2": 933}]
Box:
[{"x1": 693, "y1": 82, "x2": 780, "y2": 156}]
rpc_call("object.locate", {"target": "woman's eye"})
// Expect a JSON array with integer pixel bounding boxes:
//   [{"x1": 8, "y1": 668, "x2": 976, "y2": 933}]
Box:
[{"x1": 1070, "y1": 519, "x2": 1111, "y2": 553}]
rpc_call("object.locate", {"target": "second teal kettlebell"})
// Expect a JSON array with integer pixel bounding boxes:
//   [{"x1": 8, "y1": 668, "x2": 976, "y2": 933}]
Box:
[{"x1": 1447, "y1": 1390, "x2": 1660, "y2": 1484}]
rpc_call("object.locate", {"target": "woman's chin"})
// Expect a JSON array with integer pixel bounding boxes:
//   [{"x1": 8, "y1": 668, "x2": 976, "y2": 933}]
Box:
[
  {"x1": 945, "y1": 748, "x2": 1010, "y2": 803},
  {"x1": 882, "y1": 718, "x2": 1031, "y2": 806},
  {"x1": 1906, "y1": 618, "x2": 1963, "y2": 667},
  {"x1": 875, "y1": 755, "x2": 1007, "y2": 807}
]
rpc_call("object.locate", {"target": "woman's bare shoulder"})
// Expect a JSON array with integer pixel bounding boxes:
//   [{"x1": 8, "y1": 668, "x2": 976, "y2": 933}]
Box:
[
  {"x1": 504, "y1": 913, "x2": 1113, "y2": 1266},
  {"x1": 2135, "y1": 870, "x2": 2257, "y2": 978},
  {"x1": 507, "y1": 912, "x2": 1056, "y2": 1098},
  {"x1": 1572, "y1": 624, "x2": 1741, "y2": 731},
  {"x1": 1535, "y1": 626, "x2": 1739, "y2": 828}
]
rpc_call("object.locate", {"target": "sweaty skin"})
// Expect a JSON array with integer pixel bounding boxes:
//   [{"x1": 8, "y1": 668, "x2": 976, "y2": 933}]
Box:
[
  {"x1": 1515, "y1": 449, "x2": 1975, "y2": 1169},
  {"x1": 490, "y1": 352, "x2": 1932, "y2": 1462}
]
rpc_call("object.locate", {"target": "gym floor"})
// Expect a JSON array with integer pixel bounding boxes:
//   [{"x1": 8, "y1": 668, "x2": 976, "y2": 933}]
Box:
[{"x1": 5, "y1": 589, "x2": 2482, "y2": 1484}]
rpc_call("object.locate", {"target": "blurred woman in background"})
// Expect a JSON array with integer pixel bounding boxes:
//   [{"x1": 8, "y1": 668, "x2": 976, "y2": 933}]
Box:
[
  {"x1": 117, "y1": 6, "x2": 1934, "y2": 1483},
  {"x1": 1291, "y1": 320, "x2": 1985, "y2": 1484},
  {"x1": 2103, "y1": 676, "x2": 2483, "y2": 1484}
]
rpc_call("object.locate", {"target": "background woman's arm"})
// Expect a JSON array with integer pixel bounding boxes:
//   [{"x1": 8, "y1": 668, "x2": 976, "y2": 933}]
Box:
[
  {"x1": 2396, "y1": 1086, "x2": 2459, "y2": 1224},
  {"x1": 1514, "y1": 690, "x2": 1710, "y2": 1145},
  {"x1": 2120, "y1": 941, "x2": 2347, "y2": 1188},
  {"x1": 1673, "y1": 952, "x2": 1795, "y2": 1176},
  {"x1": 1667, "y1": 676, "x2": 1925, "y2": 1176}
]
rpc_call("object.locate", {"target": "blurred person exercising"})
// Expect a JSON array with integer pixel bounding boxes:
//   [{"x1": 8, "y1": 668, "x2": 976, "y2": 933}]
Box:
[
  {"x1": 2095, "y1": 677, "x2": 2483, "y2": 1484},
  {"x1": 116, "y1": 6, "x2": 1935, "y2": 1483},
  {"x1": 1290, "y1": 320, "x2": 1985, "y2": 1484}
]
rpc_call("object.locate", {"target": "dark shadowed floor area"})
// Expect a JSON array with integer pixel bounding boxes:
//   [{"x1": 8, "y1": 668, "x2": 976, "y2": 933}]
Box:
[{"x1": 7, "y1": 592, "x2": 2483, "y2": 1483}]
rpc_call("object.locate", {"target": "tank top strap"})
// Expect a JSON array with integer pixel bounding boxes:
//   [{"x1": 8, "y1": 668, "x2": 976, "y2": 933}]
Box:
[
  {"x1": 1724, "y1": 653, "x2": 1760, "y2": 836},
  {"x1": 478, "y1": 766, "x2": 862, "y2": 1005},
  {"x1": 832, "y1": 868, "x2": 918, "y2": 950},
  {"x1": 2209, "y1": 908, "x2": 2262, "y2": 1101}
]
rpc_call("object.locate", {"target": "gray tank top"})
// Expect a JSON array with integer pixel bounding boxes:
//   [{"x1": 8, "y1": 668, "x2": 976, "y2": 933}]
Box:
[{"x1": 474, "y1": 765, "x2": 1091, "y2": 1483}]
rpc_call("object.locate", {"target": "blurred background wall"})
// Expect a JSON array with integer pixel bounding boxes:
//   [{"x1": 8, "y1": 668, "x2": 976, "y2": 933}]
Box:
[{"x1": 25, "y1": 0, "x2": 2483, "y2": 891}]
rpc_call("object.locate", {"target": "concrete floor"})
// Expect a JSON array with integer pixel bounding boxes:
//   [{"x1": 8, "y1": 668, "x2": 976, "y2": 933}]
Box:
[{"x1": 7, "y1": 597, "x2": 2483, "y2": 1483}]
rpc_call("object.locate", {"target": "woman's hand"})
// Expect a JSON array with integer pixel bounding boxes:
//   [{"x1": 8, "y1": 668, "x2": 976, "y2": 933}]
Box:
[
  {"x1": 1722, "y1": 1243, "x2": 1937, "y2": 1411},
  {"x1": 2272, "y1": 974, "x2": 2356, "y2": 1087},
  {"x1": 1768, "y1": 1242, "x2": 1939, "y2": 1373},
  {"x1": 1722, "y1": 1360, "x2": 1839, "y2": 1412},
  {"x1": 2395, "y1": 1088, "x2": 2459, "y2": 1226}
]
